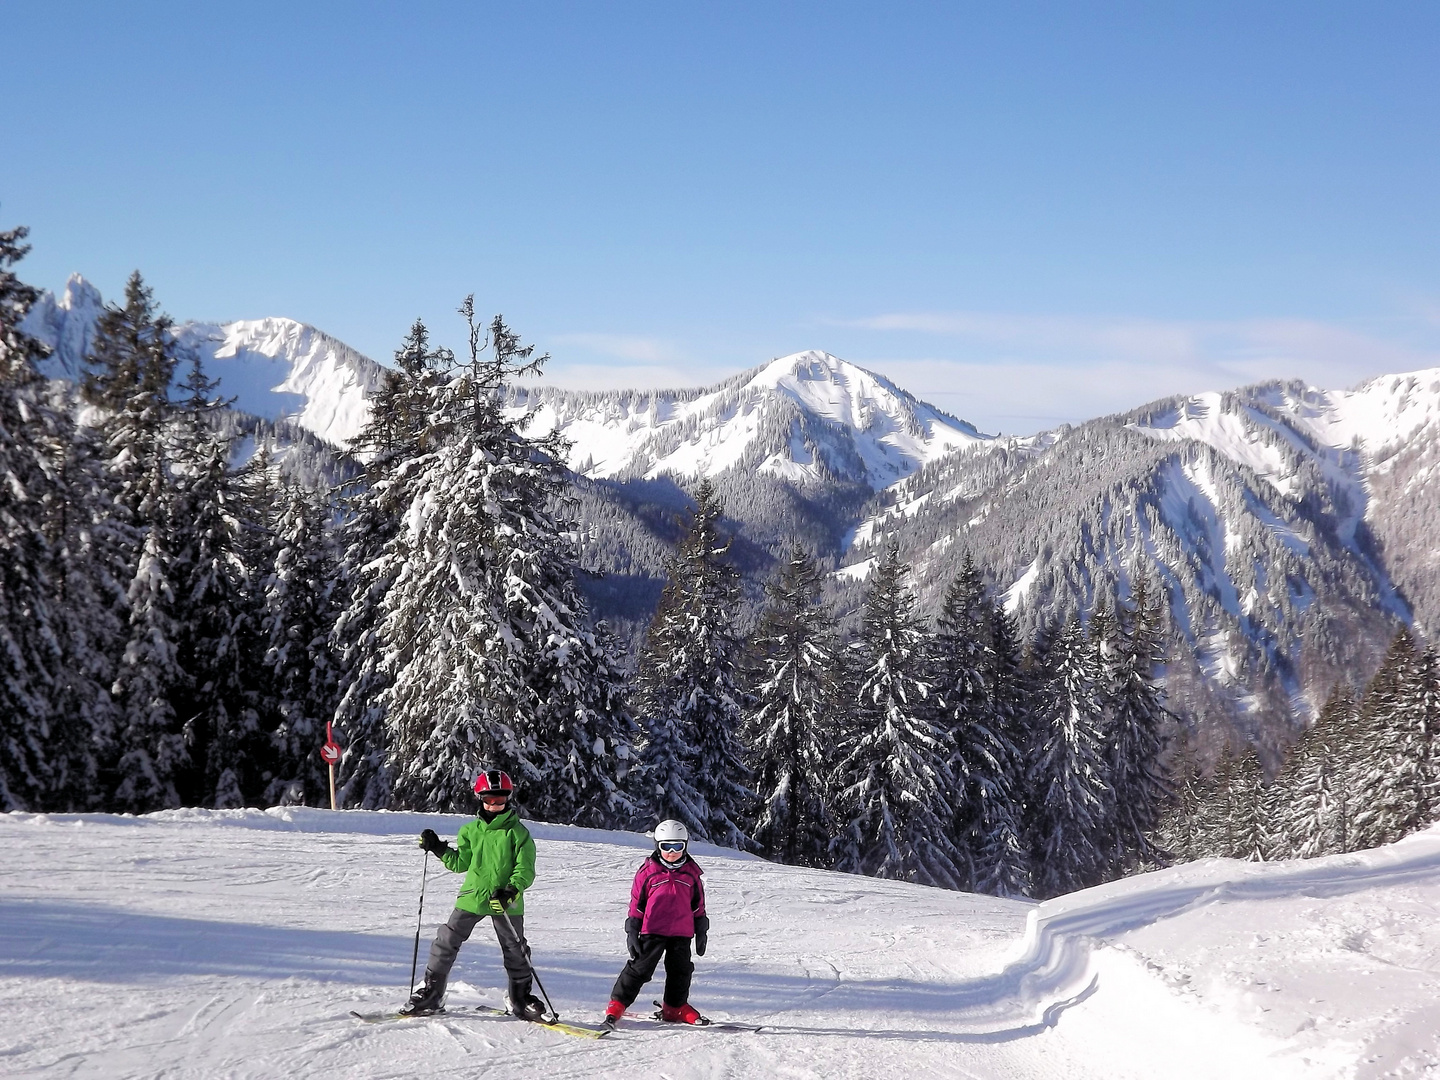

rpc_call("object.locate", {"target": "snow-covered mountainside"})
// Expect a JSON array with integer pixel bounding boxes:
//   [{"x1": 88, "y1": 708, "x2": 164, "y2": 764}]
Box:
[
  {"x1": 18, "y1": 273, "x2": 104, "y2": 379},
  {"x1": 3, "y1": 807, "x2": 1436, "y2": 1078},
  {"x1": 21, "y1": 276, "x2": 386, "y2": 448},
  {"x1": 844, "y1": 371, "x2": 1440, "y2": 759},
  {"x1": 1132, "y1": 371, "x2": 1440, "y2": 642},
  {"x1": 511, "y1": 350, "x2": 992, "y2": 490}
]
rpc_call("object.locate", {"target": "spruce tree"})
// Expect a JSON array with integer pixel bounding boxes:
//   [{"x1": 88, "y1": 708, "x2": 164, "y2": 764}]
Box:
[
  {"x1": 1232, "y1": 747, "x2": 1275, "y2": 861},
  {"x1": 383, "y1": 304, "x2": 634, "y2": 819},
  {"x1": 1156, "y1": 731, "x2": 1206, "y2": 864},
  {"x1": 86, "y1": 274, "x2": 189, "y2": 812},
  {"x1": 745, "y1": 545, "x2": 838, "y2": 868},
  {"x1": 636, "y1": 479, "x2": 752, "y2": 845},
  {"x1": 983, "y1": 602, "x2": 1036, "y2": 896},
  {"x1": 1026, "y1": 614, "x2": 1110, "y2": 897},
  {"x1": 262, "y1": 481, "x2": 341, "y2": 806},
  {"x1": 332, "y1": 320, "x2": 451, "y2": 809},
  {"x1": 931, "y1": 554, "x2": 1029, "y2": 896},
  {"x1": 832, "y1": 542, "x2": 964, "y2": 888},
  {"x1": 1278, "y1": 684, "x2": 1356, "y2": 857},
  {"x1": 1101, "y1": 578, "x2": 1172, "y2": 872},
  {"x1": 1392, "y1": 642, "x2": 1440, "y2": 835},
  {"x1": 1196, "y1": 745, "x2": 1240, "y2": 859},
  {"x1": 169, "y1": 354, "x2": 262, "y2": 807},
  {"x1": 1352, "y1": 630, "x2": 1424, "y2": 849},
  {"x1": 39, "y1": 378, "x2": 123, "y2": 811},
  {"x1": 0, "y1": 224, "x2": 64, "y2": 810}
]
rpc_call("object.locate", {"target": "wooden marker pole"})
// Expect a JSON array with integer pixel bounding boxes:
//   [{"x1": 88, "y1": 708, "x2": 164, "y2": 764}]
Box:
[{"x1": 320, "y1": 722, "x2": 343, "y2": 810}]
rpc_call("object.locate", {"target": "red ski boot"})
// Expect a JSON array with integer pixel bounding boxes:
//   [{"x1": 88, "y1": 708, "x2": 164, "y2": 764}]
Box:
[
  {"x1": 660, "y1": 1002, "x2": 708, "y2": 1025},
  {"x1": 603, "y1": 999, "x2": 626, "y2": 1028}
]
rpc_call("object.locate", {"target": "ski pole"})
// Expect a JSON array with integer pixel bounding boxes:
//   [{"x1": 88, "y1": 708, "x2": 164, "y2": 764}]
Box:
[
  {"x1": 497, "y1": 908, "x2": 558, "y2": 1022},
  {"x1": 409, "y1": 849, "x2": 430, "y2": 995}
]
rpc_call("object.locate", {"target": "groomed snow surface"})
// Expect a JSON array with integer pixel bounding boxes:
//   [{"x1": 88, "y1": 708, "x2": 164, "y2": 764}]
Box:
[{"x1": 3, "y1": 811, "x2": 1437, "y2": 1079}]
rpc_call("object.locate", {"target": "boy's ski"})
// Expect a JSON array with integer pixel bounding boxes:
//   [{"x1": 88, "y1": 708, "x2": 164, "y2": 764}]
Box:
[
  {"x1": 351, "y1": 1006, "x2": 610, "y2": 1038},
  {"x1": 350, "y1": 1009, "x2": 442, "y2": 1023},
  {"x1": 475, "y1": 1005, "x2": 612, "y2": 1039}
]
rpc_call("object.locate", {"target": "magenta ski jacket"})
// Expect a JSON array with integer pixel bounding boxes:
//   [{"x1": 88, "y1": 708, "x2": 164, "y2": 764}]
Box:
[{"x1": 628, "y1": 853, "x2": 706, "y2": 937}]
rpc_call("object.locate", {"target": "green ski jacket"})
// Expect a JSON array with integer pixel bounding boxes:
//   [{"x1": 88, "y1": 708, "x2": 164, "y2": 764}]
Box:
[{"x1": 439, "y1": 809, "x2": 536, "y2": 916}]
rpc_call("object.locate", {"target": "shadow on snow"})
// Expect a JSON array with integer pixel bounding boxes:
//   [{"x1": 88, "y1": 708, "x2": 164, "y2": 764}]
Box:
[{"x1": 0, "y1": 898, "x2": 1094, "y2": 1043}]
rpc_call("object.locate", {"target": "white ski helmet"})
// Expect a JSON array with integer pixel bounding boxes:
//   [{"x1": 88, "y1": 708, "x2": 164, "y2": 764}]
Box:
[{"x1": 653, "y1": 820, "x2": 689, "y2": 845}]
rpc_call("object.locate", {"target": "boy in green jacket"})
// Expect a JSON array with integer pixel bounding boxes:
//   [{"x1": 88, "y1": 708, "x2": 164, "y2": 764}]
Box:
[{"x1": 401, "y1": 769, "x2": 544, "y2": 1019}]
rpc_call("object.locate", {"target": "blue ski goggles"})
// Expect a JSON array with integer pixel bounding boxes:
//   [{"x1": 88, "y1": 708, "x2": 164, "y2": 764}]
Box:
[{"x1": 657, "y1": 841, "x2": 687, "y2": 852}]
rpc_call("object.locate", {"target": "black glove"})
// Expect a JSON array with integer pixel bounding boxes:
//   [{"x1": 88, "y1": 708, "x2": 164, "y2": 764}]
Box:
[
  {"x1": 694, "y1": 915, "x2": 709, "y2": 957},
  {"x1": 489, "y1": 885, "x2": 519, "y2": 913},
  {"x1": 625, "y1": 916, "x2": 642, "y2": 960},
  {"x1": 418, "y1": 829, "x2": 447, "y2": 856}
]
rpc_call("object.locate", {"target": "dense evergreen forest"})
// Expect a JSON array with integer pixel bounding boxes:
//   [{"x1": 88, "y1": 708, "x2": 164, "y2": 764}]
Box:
[{"x1": 3, "y1": 226, "x2": 1437, "y2": 899}]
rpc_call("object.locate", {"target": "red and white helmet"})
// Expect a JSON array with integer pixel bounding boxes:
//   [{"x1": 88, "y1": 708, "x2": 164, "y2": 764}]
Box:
[{"x1": 474, "y1": 769, "x2": 514, "y2": 799}]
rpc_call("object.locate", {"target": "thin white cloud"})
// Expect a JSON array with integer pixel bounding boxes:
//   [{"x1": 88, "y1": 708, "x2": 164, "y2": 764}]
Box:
[
  {"x1": 844, "y1": 311, "x2": 1440, "y2": 373},
  {"x1": 550, "y1": 332, "x2": 684, "y2": 365},
  {"x1": 837, "y1": 310, "x2": 1440, "y2": 431},
  {"x1": 530, "y1": 311, "x2": 1440, "y2": 436},
  {"x1": 534, "y1": 361, "x2": 737, "y2": 394}
]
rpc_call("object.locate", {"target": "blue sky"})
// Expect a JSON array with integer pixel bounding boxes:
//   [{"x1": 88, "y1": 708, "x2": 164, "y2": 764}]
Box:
[{"x1": 6, "y1": 2, "x2": 1440, "y2": 432}]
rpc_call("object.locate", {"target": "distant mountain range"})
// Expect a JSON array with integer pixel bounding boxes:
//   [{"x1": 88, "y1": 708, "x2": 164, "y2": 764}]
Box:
[
  {"x1": 22, "y1": 276, "x2": 1440, "y2": 760},
  {"x1": 22, "y1": 275, "x2": 385, "y2": 448},
  {"x1": 509, "y1": 350, "x2": 991, "y2": 489}
]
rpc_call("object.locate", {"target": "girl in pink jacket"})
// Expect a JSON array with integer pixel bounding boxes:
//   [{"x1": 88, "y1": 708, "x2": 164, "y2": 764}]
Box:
[{"x1": 603, "y1": 820, "x2": 710, "y2": 1026}]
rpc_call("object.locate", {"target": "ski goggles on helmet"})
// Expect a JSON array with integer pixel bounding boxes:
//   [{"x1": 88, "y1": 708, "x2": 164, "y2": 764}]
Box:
[
  {"x1": 474, "y1": 769, "x2": 514, "y2": 800},
  {"x1": 657, "y1": 840, "x2": 687, "y2": 852}
]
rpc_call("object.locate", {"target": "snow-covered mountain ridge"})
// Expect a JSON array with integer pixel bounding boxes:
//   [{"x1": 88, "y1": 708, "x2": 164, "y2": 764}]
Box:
[
  {"x1": 21, "y1": 280, "x2": 985, "y2": 485},
  {"x1": 21, "y1": 275, "x2": 387, "y2": 448},
  {"x1": 510, "y1": 349, "x2": 992, "y2": 490}
]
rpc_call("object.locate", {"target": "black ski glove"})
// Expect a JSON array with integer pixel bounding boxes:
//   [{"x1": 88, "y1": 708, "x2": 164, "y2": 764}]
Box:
[
  {"x1": 418, "y1": 829, "x2": 448, "y2": 857},
  {"x1": 694, "y1": 915, "x2": 709, "y2": 957},
  {"x1": 625, "y1": 916, "x2": 642, "y2": 960},
  {"x1": 489, "y1": 885, "x2": 519, "y2": 913}
]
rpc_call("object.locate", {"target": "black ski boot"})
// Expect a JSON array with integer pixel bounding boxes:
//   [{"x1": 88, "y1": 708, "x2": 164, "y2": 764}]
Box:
[
  {"x1": 399, "y1": 979, "x2": 446, "y2": 1016},
  {"x1": 508, "y1": 992, "x2": 547, "y2": 1022}
]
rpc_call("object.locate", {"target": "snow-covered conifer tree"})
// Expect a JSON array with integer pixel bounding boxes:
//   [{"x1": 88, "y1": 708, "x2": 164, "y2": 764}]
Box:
[
  {"x1": 832, "y1": 542, "x2": 963, "y2": 888},
  {"x1": 86, "y1": 274, "x2": 190, "y2": 812},
  {"x1": 983, "y1": 602, "x2": 1036, "y2": 895},
  {"x1": 1156, "y1": 731, "x2": 1205, "y2": 864},
  {"x1": 1392, "y1": 641, "x2": 1440, "y2": 835},
  {"x1": 1026, "y1": 614, "x2": 1110, "y2": 897},
  {"x1": 332, "y1": 320, "x2": 451, "y2": 809},
  {"x1": 39, "y1": 379, "x2": 123, "y2": 811},
  {"x1": 0, "y1": 224, "x2": 65, "y2": 810},
  {"x1": 1353, "y1": 630, "x2": 1438, "y2": 847},
  {"x1": 930, "y1": 553, "x2": 1029, "y2": 896},
  {"x1": 1232, "y1": 747, "x2": 1276, "y2": 861},
  {"x1": 744, "y1": 545, "x2": 838, "y2": 868},
  {"x1": 262, "y1": 481, "x2": 340, "y2": 806},
  {"x1": 382, "y1": 303, "x2": 634, "y2": 819},
  {"x1": 1100, "y1": 578, "x2": 1172, "y2": 872},
  {"x1": 1277, "y1": 683, "x2": 1356, "y2": 857},
  {"x1": 636, "y1": 479, "x2": 752, "y2": 845},
  {"x1": 169, "y1": 354, "x2": 263, "y2": 807}
]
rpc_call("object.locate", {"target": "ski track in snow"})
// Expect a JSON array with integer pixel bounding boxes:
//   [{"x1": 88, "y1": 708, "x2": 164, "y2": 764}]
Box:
[{"x1": 3, "y1": 810, "x2": 1438, "y2": 1078}]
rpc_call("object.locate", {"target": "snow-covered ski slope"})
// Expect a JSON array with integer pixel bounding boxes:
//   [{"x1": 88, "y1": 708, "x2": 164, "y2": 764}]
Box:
[{"x1": 2, "y1": 810, "x2": 1437, "y2": 1078}]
